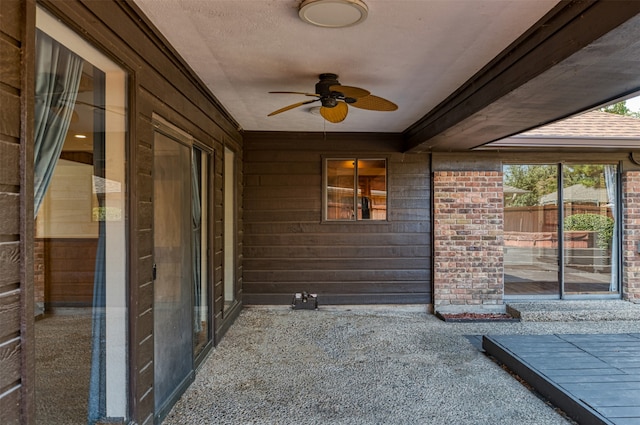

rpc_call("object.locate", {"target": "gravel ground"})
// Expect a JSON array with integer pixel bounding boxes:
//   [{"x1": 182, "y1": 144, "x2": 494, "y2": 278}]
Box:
[
  {"x1": 36, "y1": 312, "x2": 92, "y2": 425},
  {"x1": 162, "y1": 306, "x2": 640, "y2": 425}
]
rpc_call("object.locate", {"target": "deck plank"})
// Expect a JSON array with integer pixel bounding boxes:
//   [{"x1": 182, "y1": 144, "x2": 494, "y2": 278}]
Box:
[{"x1": 484, "y1": 333, "x2": 640, "y2": 425}]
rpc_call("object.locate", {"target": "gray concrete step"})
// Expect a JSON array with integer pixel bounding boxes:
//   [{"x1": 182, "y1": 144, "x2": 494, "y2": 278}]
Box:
[{"x1": 507, "y1": 300, "x2": 640, "y2": 322}]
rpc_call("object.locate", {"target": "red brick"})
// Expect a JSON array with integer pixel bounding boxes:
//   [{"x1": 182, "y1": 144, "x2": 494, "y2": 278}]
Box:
[
  {"x1": 622, "y1": 171, "x2": 640, "y2": 302},
  {"x1": 433, "y1": 171, "x2": 504, "y2": 307}
]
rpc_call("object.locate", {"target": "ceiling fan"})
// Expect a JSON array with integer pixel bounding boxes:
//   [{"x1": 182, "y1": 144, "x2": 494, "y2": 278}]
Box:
[{"x1": 268, "y1": 73, "x2": 398, "y2": 123}]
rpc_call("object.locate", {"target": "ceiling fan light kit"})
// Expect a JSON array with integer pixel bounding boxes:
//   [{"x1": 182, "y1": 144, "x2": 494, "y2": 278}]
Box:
[
  {"x1": 268, "y1": 73, "x2": 397, "y2": 123},
  {"x1": 298, "y1": 0, "x2": 368, "y2": 28}
]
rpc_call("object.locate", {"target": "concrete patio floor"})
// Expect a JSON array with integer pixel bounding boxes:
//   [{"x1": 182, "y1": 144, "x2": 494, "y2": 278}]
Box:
[{"x1": 162, "y1": 303, "x2": 640, "y2": 425}]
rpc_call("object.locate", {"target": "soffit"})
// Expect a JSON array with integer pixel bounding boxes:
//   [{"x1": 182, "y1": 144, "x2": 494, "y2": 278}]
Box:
[{"x1": 132, "y1": 0, "x2": 559, "y2": 133}]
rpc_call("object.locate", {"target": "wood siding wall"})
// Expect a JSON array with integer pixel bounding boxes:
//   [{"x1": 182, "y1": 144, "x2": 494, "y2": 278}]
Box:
[
  {"x1": 243, "y1": 133, "x2": 431, "y2": 305},
  {"x1": 2, "y1": 1, "x2": 243, "y2": 423},
  {"x1": 0, "y1": 0, "x2": 34, "y2": 423},
  {"x1": 38, "y1": 238, "x2": 98, "y2": 307}
]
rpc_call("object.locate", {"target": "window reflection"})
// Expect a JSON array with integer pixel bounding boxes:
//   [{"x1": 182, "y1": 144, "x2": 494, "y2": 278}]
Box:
[
  {"x1": 35, "y1": 7, "x2": 128, "y2": 424},
  {"x1": 503, "y1": 164, "x2": 559, "y2": 296},
  {"x1": 504, "y1": 163, "x2": 619, "y2": 297},
  {"x1": 326, "y1": 158, "x2": 387, "y2": 221},
  {"x1": 562, "y1": 164, "x2": 618, "y2": 294}
]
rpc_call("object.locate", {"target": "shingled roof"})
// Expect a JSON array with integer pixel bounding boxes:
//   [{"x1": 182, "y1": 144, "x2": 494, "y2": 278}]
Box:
[
  {"x1": 487, "y1": 110, "x2": 640, "y2": 148},
  {"x1": 522, "y1": 110, "x2": 640, "y2": 138}
]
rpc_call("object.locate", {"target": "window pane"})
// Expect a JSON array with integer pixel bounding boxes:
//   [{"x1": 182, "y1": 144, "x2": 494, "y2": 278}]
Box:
[
  {"x1": 153, "y1": 130, "x2": 193, "y2": 413},
  {"x1": 358, "y1": 159, "x2": 386, "y2": 220},
  {"x1": 562, "y1": 164, "x2": 618, "y2": 294},
  {"x1": 224, "y1": 147, "x2": 236, "y2": 311},
  {"x1": 35, "y1": 7, "x2": 128, "y2": 423},
  {"x1": 326, "y1": 159, "x2": 355, "y2": 220},
  {"x1": 192, "y1": 148, "x2": 210, "y2": 357},
  {"x1": 503, "y1": 164, "x2": 559, "y2": 296}
]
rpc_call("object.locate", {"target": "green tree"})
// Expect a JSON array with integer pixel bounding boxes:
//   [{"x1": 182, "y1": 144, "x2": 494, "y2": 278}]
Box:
[
  {"x1": 564, "y1": 213, "x2": 614, "y2": 249},
  {"x1": 504, "y1": 164, "x2": 607, "y2": 207},
  {"x1": 600, "y1": 100, "x2": 640, "y2": 118},
  {"x1": 562, "y1": 164, "x2": 605, "y2": 188},
  {"x1": 504, "y1": 164, "x2": 557, "y2": 207}
]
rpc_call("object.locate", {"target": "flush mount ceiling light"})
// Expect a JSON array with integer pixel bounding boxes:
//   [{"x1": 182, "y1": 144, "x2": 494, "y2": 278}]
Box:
[{"x1": 299, "y1": 0, "x2": 368, "y2": 28}]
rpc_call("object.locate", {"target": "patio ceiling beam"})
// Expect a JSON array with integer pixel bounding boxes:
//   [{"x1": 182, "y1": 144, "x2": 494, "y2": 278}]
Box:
[{"x1": 403, "y1": 0, "x2": 640, "y2": 152}]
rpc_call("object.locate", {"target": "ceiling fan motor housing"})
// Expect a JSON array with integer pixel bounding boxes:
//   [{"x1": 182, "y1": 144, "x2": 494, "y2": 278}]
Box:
[
  {"x1": 316, "y1": 73, "x2": 341, "y2": 99},
  {"x1": 321, "y1": 97, "x2": 337, "y2": 108}
]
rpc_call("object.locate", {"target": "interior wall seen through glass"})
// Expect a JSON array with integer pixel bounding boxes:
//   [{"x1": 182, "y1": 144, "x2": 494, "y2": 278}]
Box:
[{"x1": 325, "y1": 158, "x2": 386, "y2": 221}]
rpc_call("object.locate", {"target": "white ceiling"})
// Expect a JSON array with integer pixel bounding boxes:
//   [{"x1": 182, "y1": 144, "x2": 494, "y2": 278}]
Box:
[{"x1": 133, "y1": 0, "x2": 560, "y2": 133}]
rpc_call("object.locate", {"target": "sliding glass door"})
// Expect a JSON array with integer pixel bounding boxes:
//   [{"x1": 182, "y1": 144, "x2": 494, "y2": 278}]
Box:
[
  {"x1": 503, "y1": 164, "x2": 559, "y2": 296},
  {"x1": 153, "y1": 129, "x2": 193, "y2": 416},
  {"x1": 223, "y1": 146, "x2": 237, "y2": 314},
  {"x1": 35, "y1": 7, "x2": 128, "y2": 424},
  {"x1": 504, "y1": 163, "x2": 619, "y2": 298},
  {"x1": 562, "y1": 164, "x2": 619, "y2": 295},
  {"x1": 192, "y1": 147, "x2": 211, "y2": 360},
  {"x1": 152, "y1": 119, "x2": 213, "y2": 419}
]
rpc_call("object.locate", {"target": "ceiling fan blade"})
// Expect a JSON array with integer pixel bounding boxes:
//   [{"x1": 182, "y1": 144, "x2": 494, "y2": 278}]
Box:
[
  {"x1": 329, "y1": 85, "x2": 370, "y2": 99},
  {"x1": 320, "y1": 101, "x2": 348, "y2": 123},
  {"x1": 350, "y1": 95, "x2": 398, "y2": 111},
  {"x1": 269, "y1": 91, "x2": 320, "y2": 97},
  {"x1": 268, "y1": 99, "x2": 319, "y2": 116}
]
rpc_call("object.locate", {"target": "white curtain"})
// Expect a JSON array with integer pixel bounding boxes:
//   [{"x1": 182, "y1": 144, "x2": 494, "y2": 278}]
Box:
[
  {"x1": 604, "y1": 165, "x2": 618, "y2": 291},
  {"x1": 34, "y1": 30, "x2": 83, "y2": 216},
  {"x1": 191, "y1": 149, "x2": 202, "y2": 333}
]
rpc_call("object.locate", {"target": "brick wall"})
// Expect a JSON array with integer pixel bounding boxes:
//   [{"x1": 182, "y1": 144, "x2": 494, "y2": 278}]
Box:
[
  {"x1": 623, "y1": 171, "x2": 640, "y2": 302},
  {"x1": 433, "y1": 171, "x2": 504, "y2": 308}
]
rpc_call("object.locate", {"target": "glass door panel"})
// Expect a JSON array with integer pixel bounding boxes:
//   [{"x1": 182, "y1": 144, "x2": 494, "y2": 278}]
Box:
[
  {"x1": 153, "y1": 131, "x2": 193, "y2": 414},
  {"x1": 192, "y1": 147, "x2": 211, "y2": 358},
  {"x1": 223, "y1": 147, "x2": 236, "y2": 313},
  {"x1": 35, "y1": 8, "x2": 128, "y2": 423},
  {"x1": 503, "y1": 164, "x2": 559, "y2": 296},
  {"x1": 562, "y1": 164, "x2": 619, "y2": 295}
]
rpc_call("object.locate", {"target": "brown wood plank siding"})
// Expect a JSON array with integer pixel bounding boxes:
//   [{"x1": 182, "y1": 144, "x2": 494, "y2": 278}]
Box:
[
  {"x1": 213, "y1": 150, "x2": 225, "y2": 327},
  {"x1": 243, "y1": 132, "x2": 431, "y2": 305},
  {"x1": 0, "y1": 0, "x2": 33, "y2": 423},
  {"x1": 0, "y1": 386, "x2": 21, "y2": 425},
  {"x1": 35, "y1": 238, "x2": 97, "y2": 307}
]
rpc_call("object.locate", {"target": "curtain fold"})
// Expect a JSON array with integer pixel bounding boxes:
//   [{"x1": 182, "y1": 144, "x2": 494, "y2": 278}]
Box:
[
  {"x1": 604, "y1": 165, "x2": 619, "y2": 292},
  {"x1": 191, "y1": 150, "x2": 202, "y2": 333},
  {"x1": 34, "y1": 30, "x2": 83, "y2": 216}
]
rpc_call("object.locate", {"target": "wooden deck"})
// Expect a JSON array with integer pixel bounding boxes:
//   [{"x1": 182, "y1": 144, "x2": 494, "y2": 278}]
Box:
[{"x1": 484, "y1": 334, "x2": 640, "y2": 425}]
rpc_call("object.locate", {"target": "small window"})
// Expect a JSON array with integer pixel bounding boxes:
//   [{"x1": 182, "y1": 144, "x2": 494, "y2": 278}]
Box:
[{"x1": 324, "y1": 158, "x2": 387, "y2": 221}]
